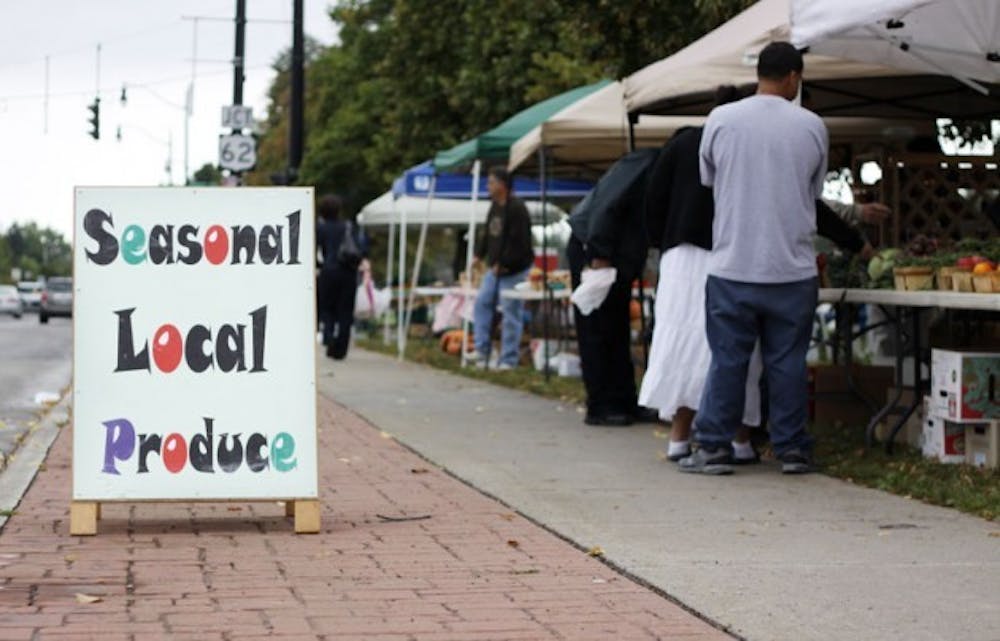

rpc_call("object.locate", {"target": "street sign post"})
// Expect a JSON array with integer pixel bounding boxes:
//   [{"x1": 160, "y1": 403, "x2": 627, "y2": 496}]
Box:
[{"x1": 219, "y1": 133, "x2": 257, "y2": 172}]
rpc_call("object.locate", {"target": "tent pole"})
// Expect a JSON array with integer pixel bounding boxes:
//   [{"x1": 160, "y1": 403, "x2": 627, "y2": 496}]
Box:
[
  {"x1": 397, "y1": 198, "x2": 407, "y2": 360},
  {"x1": 404, "y1": 175, "x2": 436, "y2": 346},
  {"x1": 384, "y1": 216, "x2": 395, "y2": 345},
  {"x1": 627, "y1": 110, "x2": 637, "y2": 153},
  {"x1": 539, "y1": 147, "x2": 551, "y2": 382},
  {"x1": 460, "y1": 160, "x2": 481, "y2": 369}
]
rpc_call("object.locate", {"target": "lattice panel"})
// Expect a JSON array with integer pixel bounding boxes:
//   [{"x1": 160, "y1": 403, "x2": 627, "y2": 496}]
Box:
[{"x1": 892, "y1": 155, "x2": 999, "y2": 244}]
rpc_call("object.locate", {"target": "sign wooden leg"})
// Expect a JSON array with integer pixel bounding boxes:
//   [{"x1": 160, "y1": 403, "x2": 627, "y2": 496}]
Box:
[
  {"x1": 293, "y1": 500, "x2": 320, "y2": 534},
  {"x1": 285, "y1": 501, "x2": 295, "y2": 518},
  {"x1": 70, "y1": 502, "x2": 99, "y2": 536}
]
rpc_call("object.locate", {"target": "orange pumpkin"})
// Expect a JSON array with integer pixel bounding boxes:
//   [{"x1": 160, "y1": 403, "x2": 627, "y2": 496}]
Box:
[{"x1": 440, "y1": 329, "x2": 470, "y2": 355}]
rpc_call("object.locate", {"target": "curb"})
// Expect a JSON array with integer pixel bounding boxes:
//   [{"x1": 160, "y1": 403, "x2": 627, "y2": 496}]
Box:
[{"x1": 0, "y1": 388, "x2": 71, "y2": 530}]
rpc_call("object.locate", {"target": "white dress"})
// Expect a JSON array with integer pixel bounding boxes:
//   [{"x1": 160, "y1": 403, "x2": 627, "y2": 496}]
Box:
[{"x1": 639, "y1": 244, "x2": 762, "y2": 424}]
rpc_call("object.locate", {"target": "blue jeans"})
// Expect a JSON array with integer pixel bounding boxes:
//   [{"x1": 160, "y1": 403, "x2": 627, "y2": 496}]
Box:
[
  {"x1": 473, "y1": 267, "x2": 530, "y2": 366},
  {"x1": 695, "y1": 275, "x2": 818, "y2": 456}
]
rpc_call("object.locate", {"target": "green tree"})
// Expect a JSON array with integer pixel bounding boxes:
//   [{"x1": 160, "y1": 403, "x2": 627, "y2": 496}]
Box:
[
  {"x1": 248, "y1": 0, "x2": 758, "y2": 214},
  {"x1": 191, "y1": 163, "x2": 223, "y2": 185},
  {"x1": 4, "y1": 223, "x2": 72, "y2": 279}
]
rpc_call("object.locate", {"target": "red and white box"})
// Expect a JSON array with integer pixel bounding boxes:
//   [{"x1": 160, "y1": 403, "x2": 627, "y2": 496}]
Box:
[
  {"x1": 930, "y1": 349, "x2": 1000, "y2": 423},
  {"x1": 921, "y1": 414, "x2": 969, "y2": 464}
]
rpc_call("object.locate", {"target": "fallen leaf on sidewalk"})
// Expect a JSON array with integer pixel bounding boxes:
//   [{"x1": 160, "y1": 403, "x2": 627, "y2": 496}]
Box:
[
  {"x1": 507, "y1": 540, "x2": 519, "y2": 549},
  {"x1": 0, "y1": 420, "x2": 6, "y2": 429},
  {"x1": 510, "y1": 568, "x2": 539, "y2": 575},
  {"x1": 75, "y1": 593, "x2": 102, "y2": 604},
  {"x1": 499, "y1": 513, "x2": 516, "y2": 521},
  {"x1": 656, "y1": 451, "x2": 669, "y2": 462},
  {"x1": 226, "y1": 507, "x2": 243, "y2": 512},
  {"x1": 587, "y1": 546, "x2": 604, "y2": 557},
  {"x1": 379, "y1": 431, "x2": 393, "y2": 439},
  {"x1": 988, "y1": 532, "x2": 1000, "y2": 538},
  {"x1": 591, "y1": 578, "x2": 606, "y2": 584},
  {"x1": 410, "y1": 468, "x2": 430, "y2": 474},
  {"x1": 475, "y1": 406, "x2": 485, "y2": 413},
  {"x1": 337, "y1": 458, "x2": 351, "y2": 463},
  {"x1": 64, "y1": 554, "x2": 77, "y2": 564},
  {"x1": 376, "y1": 514, "x2": 431, "y2": 523},
  {"x1": 652, "y1": 429, "x2": 669, "y2": 440}
]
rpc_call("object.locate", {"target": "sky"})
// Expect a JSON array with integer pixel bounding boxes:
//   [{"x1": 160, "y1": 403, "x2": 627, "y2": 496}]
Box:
[{"x1": 0, "y1": 1, "x2": 337, "y2": 240}]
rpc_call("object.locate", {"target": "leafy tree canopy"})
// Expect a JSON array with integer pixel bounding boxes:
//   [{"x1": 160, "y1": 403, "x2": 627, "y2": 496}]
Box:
[{"x1": 245, "y1": 0, "x2": 755, "y2": 213}]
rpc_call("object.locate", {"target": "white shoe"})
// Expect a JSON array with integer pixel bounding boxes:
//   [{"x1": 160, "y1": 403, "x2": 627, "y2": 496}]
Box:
[
  {"x1": 463, "y1": 350, "x2": 485, "y2": 365},
  {"x1": 495, "y1": 362, "x2": 515, "y2": 371}
]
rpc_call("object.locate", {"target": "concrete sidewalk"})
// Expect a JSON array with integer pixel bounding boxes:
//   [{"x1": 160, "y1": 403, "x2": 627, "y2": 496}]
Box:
[
  {"x1": 324, "y1": 348, "x2": 1000, "y2": 641},
  {"x1": 0, "y1": 375, "x2": 728, "y2": 639}
]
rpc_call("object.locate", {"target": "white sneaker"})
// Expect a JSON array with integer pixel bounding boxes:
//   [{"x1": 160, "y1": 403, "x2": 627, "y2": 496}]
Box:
[
  {"x1": 495, "y1": 362, "x2": 515, "y2": 371},
  {"x1": 463, "y1": 350, "x2": 485, "y2": 365}
]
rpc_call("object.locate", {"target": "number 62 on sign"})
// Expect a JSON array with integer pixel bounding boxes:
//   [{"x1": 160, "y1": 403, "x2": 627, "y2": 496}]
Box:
[{"x1": 219, "y1": 133, "x2": 257, "y2": 172}]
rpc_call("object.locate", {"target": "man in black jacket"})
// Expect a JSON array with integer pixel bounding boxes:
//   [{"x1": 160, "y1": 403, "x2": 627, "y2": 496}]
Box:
[
  {"x1": 467, "y1": 167, "x2": 534, "y2": 370},
  {"x1": 568, "y1": 148, "x2": 659, "y2": 426}
]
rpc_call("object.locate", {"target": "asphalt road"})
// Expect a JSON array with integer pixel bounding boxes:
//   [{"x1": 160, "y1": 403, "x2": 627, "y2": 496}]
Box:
[{"x1": 0, "y1": 313, "x2": 72, "y2": 462}]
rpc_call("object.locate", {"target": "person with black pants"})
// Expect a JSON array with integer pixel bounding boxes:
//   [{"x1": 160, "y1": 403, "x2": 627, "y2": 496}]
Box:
[
  {"x1": 567, "y1": 148, "x2": 660, "y2": 426},
  {"x1": 316, "y1": 193, "x2": 366, "y2": 360}
]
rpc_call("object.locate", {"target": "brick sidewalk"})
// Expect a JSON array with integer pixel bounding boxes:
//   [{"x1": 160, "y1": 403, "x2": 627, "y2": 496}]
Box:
[{"x1": 0, "y1": 396, "x2": 731, "y2": 641}]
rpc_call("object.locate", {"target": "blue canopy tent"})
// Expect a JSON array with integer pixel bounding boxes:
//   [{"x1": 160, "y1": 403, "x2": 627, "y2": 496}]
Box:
[{"x1": 388, "y1": 160, "x2": 592, "y2": 355}]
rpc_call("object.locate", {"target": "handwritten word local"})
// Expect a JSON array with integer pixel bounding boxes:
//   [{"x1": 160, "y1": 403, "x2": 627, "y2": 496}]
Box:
[
  {"x1": 102, "y1": 417, "x2": 297, "y2": 475},
  {"x1": 82, "y1": 209, "x2": 302, "y2": 265}
]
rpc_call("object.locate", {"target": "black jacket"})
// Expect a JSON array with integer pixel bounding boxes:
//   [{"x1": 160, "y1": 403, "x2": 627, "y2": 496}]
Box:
[
  {"x1": 569, "y1": 148, "x2": 660, "y2": 282},
  {"x1": 475, "y1": 197, "x2": 534, "y2": 274}
]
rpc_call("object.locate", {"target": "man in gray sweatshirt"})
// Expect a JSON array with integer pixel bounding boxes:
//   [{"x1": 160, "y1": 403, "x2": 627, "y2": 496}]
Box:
[{"x1": 681, "y1": 42, "x2": 827, "y2": 475}]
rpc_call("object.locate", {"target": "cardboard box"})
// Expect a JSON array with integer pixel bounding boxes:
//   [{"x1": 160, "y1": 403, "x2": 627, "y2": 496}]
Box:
[
  {"x1": 930, "y1": 349, "x2": 1000, "y2": 422},
  {"x1": 965, "y1": 421, "x2": 999, "y2": 469},
  {"x1": 921, "y1": 414, "x2": 967, "y2": 464},
  {"x1": 810, "y1": 364, "x2": 894, "y2": 426}
]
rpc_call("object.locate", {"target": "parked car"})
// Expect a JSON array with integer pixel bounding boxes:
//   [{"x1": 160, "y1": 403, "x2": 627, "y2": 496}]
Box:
[
  {"x1": 39, "y1": 277, "x2": 72, "y2": 323},
  {"x1": 17, "y1": 280, "x2": 43, "y2": 311},
  {"x1": 0, "y1": 285, "x2": 23, "y2": 318}
]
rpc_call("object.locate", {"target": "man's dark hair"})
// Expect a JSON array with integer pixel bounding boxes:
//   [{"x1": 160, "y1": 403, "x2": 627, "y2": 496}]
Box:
[
  {"x1": 488, "y1": 166, "x2": 512, "y2": 189},
  {"x1": 757, "y1": 42, "x2": 804, "y2": 80},
  {"x1": 317, "y1": 194, "x2": 342, "y2": 220}
]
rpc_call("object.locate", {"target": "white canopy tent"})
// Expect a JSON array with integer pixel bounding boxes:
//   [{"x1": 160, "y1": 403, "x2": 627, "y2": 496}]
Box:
[
  {"x1": 357, "y1": 189, "x2": 572, "y2": 352},
  {"x1": 507, "y1": 81, "x2": 700, "y2": 173},
  {"x1": 358, "y1": 191, "x2": 569, "y2": 227},
  {"x1": 624, "y1": 0, "x2": 1000, "y2": 118},
  {"x1": 792, "y1": 0, "x2": 1000, "y2": 94}
]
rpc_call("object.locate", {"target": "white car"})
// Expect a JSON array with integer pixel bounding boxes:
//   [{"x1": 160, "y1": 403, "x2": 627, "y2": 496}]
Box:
[
  {"x1": 0, "y1": 285, "x2": 24, "y2": 318},
  {"x1": 17, "y1": 281, "x2": 43, "y2": 311}
]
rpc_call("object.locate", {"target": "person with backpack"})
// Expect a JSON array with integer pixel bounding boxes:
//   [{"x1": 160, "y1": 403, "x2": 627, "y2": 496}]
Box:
[{"x1": 316, "y1": 193, "x2": 366, "y2": 360}]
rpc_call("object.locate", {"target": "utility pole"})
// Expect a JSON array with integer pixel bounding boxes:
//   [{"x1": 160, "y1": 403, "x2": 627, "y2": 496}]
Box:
[
  {"x1": 181, "y1": 16, "x2": 200, "y2": 185},
  {"x1": 233, "y1": 0, "x2": 246, "y2": 109},
  {"x1": 288, "y1": 0, "x2": 304, "y2": 184},
  {"x1": 44, "y1": 55, "x2": 49, "y2": 134}
]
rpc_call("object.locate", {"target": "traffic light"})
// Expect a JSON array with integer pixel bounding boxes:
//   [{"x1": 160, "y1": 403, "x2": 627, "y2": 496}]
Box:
[{"x1": 87, "y1": 98, "x2": 100, "y2": 140}]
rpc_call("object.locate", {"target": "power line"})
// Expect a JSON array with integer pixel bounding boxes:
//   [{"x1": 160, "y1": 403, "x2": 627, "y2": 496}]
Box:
[{"x1": 0, "y1": 64, "x2": 273, "y2": 103}]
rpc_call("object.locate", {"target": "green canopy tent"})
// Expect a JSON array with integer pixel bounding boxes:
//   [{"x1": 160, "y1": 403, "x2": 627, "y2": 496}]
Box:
[
  {"x1": 419, "y1": 80, "x2": 612, "y2": 371},
  {"x1": 433, "y1": 80, "x2": 613, "y2": 172}
]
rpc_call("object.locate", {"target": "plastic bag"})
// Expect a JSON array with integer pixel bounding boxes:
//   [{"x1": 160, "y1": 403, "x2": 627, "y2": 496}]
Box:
[
  {"x1": 570, "y1": 267, "x2": 617, "y2": 316},
  {"x1": 354, "y1": 272, "x2": 391, "y2": 319}
]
